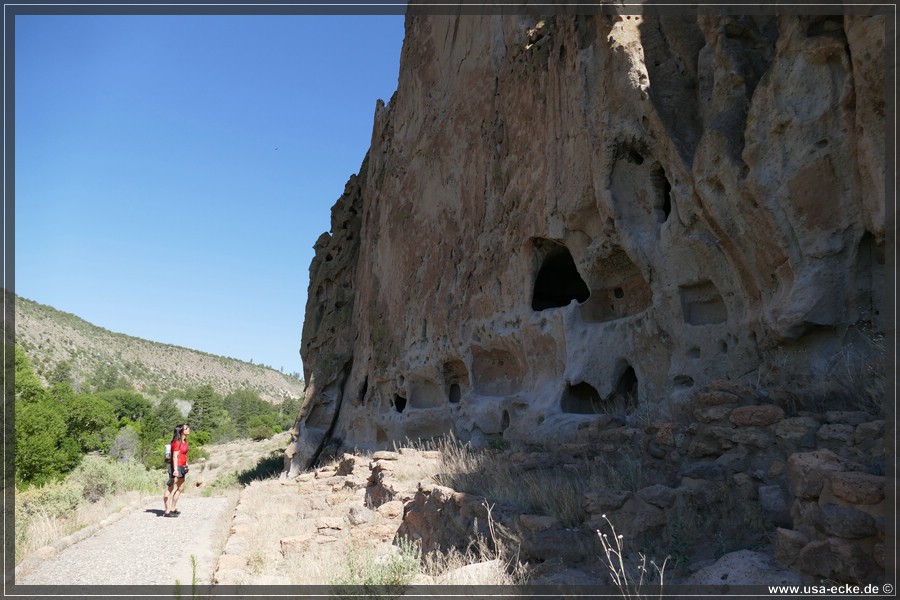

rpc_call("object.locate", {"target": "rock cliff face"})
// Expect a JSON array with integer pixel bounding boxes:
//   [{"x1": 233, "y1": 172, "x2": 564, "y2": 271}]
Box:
[{"x1": 291, "y1": 11, "x2": 887, "y2": 471}]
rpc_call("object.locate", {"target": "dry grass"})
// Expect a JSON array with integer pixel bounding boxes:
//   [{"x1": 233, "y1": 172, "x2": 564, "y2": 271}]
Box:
[
  {"x1": 430, "y1": 435, "x2": 646, "y2": 527},
  {"x1": 195, "y1": 431, "x2": 291, "y2": 494},
  {"x1": 225, "y1": 481, "x2": 318, "y2": 584},
  {"x1": 15, "y1": 454, "x2": 165, "y2": 563},
  {"x1": 226, "y1": 442, "x2": 532, "y2": 587},
  {"x1": 754, "y1": 329, "x2": 888, "y2": 418},
  {"x1": 387, "y1": 446, "x2": 444, "y2": 485},
  {"x1": 331, "y1": 536, "x2": 421, "y2": 590},
  {"x1": 15, "y1": 432, "x2": 291, "y2": 568},
  {"x1": 421, "y1": 501, "x2": 529, "y2": 585},
  {"x1": 15, "y1": 488, "x2": 151, "y2": 563}
]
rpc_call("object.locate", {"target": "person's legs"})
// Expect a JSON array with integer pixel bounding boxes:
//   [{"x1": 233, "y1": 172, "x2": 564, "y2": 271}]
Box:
[
  {"x1": 163, "y1": 481, "x2": 174, "y2": 514},
  {"x1": 164, "y1": 464, "x2": 175, "y2": 514},
  {"x1": 170, "y1": 476, "x2": 185, "y2": 513}
]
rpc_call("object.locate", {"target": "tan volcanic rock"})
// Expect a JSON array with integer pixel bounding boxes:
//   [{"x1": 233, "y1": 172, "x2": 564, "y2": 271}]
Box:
[{"x1": 289, "y1": 11, "x2": 886, "y2": 474}]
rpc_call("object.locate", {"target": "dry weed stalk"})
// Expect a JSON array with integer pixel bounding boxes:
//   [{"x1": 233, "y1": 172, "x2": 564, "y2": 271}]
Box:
[
  {"x1": 597, "y1": 514, "x2": 668, "y2": 599},
  {"x1": 331, "y1": 536, "x2": 421, "y2": 590},
  {"x1": 417, "y1": 499, "x2": 527, "y2": 585},
  {"x1": 432, "y1": 433, "x2": 645, "y2": 527}
]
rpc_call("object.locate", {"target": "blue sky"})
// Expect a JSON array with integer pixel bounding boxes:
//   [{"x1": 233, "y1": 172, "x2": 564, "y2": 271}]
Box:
[{"x1": 15, "y1": 14, "x2": 406, "y2": 376}]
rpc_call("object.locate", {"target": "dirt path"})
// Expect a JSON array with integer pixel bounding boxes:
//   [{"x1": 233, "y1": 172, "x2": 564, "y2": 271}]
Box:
[
  {"x1": 16, "y1": 495, "x2": 236, "y2": 586},
  {"x1": 16, "y1": 447, "x2": 521, "y2": 588},
  {"x1": 212, "y1": 464, "x2": 404, "y2": 585}
]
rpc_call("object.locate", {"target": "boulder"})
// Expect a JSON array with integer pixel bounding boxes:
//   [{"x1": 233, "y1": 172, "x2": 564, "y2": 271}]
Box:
[
  {"x1": 436, "y1": 560, "x2": 508, "y2": 585},
  {"x1": 830, "y1": 471, "x2": 885, "y2": 505},
  {"x1": 794, "y1": 538, "x2": 881, "y2": 584},
  {"x1": 687, "y1": 549, "x2": 802, "y2": 586},
  {"x1": 786, "y1": 449, "x2": 866, "y2": 499},
  {"x1": 814, "y1": 503, "x2": 877, "y2": 539},
  {"x1": 729, "y1": 405, "x2": 785, "y2": 427},
  {"x1": 774, "y1": 527, "x2": 808, "y2": 567}
]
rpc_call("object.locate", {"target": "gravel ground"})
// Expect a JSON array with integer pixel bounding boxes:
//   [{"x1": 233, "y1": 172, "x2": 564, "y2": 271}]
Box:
[{"x1": 16, "y1": 495, "x2": 234, "y2": 586}]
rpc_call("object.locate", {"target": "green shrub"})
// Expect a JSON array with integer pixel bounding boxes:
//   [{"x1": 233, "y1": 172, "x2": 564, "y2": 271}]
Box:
[
  {"x1": 249, "y1": 425, "x2": 275, "y2": 441},
  {"x1": 191, "y1": 430, "x2": 212, "y2": 446},
  {"x1": 332, "y1": 536, "x2": 421, "y2": 593},
  {"x1": 189, "y1": 445, "x2": 210, "y2": 463},
  {"x1": 17, "y1": 481, "x2": 83, "y2": 518},
  {"x1": 68, "y1": 455, "x2": 160, "y2": 502},
  {"x1": 202, "y1": 472, "x2": 239, "y2": 496}
]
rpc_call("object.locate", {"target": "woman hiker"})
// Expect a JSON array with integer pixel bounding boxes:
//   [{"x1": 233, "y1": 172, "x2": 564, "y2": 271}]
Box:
[{"x1": 163, "y1": 423, "x2": 191, "y2": 517}]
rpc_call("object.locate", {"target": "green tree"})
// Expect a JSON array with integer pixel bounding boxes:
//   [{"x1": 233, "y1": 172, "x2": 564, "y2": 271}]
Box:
[
  {"x1": 15, "y1": 398, "x2": 81, "y2": 485},
  {"x1": 186, "y1": 384, "x2": 229, "y2": 441},
  {"x1": 14, "y1": 346, "x2": 46, "y2": 403},
  {"x1": 64, "y1": 393, "x2": 118, "y2": 453},
  {"x1": 85, "y1": 363, "x2": 132, "y2": 393},
  {"x1": 48, "y1": 360, "x2": 73, "y2": 386},
  {"x1": 138, "y1": 397, "x2": 182, "y2": 467},
  {"x1": 48, "y1": 380, "x2": 76, "y2": 405},
  {"x1": 97, "y1": 389, "x2": 153, "y2": 423},
  {"x1": 248, "y1": 414, "x2": 276, "y2": 440},
  {"x1": 224, "y1": 388, "x2": 266, "y2": 431},
  {"x1": 14, "y1": 346, "x2": 81, "y2": 485},
  {"x1": 279, "y1": 397, "x2": 301, "y2": 430},
  {"x1": 153, "y1": 396, "x2": 185, "y2": 432}
]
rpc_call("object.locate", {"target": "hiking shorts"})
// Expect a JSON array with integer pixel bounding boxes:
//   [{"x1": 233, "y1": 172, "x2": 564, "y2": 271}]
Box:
[{"x1": 167, "y1": 464, "x2": 188, "y2": 486}]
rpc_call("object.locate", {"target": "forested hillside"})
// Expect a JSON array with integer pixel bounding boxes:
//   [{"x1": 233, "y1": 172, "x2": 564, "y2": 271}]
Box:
[
  {"x1": 8, "y1": 293, "x2": 305, "y2": 486},
  {"x1": 12, "y1": 344, "x2": 300, "y2": 487},
  {"x1": 13, "y1": 294, "x2": 304, "y2": 404}
]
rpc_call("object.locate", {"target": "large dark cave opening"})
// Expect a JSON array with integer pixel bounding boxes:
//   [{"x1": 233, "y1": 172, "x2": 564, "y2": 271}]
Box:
[{"x1": 532, "y1": 242, "x2": 590, "y2": 311}]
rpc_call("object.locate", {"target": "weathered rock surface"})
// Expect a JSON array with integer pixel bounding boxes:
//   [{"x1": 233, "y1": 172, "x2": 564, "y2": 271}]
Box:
[
  {"x1": 288, "y1": 7, "x2": 888, "y2": 585},
  {"x1": 292, "y1": 10, "x2": 886, "y2": 471},
  {"x1": 686, "y1": 549, "x2": 802, "y2": 586}
]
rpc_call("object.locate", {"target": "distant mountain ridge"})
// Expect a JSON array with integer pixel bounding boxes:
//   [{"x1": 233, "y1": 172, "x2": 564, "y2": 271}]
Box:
[{"x1": 12, "y1": 294, "x2": 305, "y2": 404}]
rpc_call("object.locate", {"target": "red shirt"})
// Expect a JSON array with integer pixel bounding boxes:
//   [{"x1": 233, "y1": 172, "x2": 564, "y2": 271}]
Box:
[{"x1": 171, "y1": 439, "x2": 189, "y2": 466}]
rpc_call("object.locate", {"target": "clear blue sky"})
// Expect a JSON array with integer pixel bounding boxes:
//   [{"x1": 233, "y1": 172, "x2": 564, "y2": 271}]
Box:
[{"x1": 15, "y1": 14, "x2": 406, "y2": 377}]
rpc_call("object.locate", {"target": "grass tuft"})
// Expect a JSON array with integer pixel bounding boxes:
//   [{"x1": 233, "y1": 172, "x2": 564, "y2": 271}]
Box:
[
  {"x1": 430, "y1": 435, "x2": 646, "y2": 527},
  {"x1": 330, "y1": 536, "x2": 421, "y2": 594}
]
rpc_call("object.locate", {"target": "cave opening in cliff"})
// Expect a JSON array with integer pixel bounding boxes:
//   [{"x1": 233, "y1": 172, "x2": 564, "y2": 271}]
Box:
[
  {"x1": 561, "y1": 381, "x2": 604, "y2": 414},
  {"x1": 443, "y1": 359, "x2": 469, "y2": 403},
  {"x1": 531, "y1": 240, "x2": 590, "y2": 311},
  {"x1": 661, "y1": 178, "x2": 672, "y2": 221},
  {"x1": 855, "y1": 231, "x2": 885, "y2": 325},
  {"x1": 615, "y1": 366, "x2": 638, "y2": 411},
  {"x1": 393, "y1": 394, "x2": 407, "y2": 413},
  {"x1": 679, "y1": 280, "x2": 728, "y2": 325},
  {"x1": 652, "y1": 165, "x2": 672, "y2": 223},
  {"x1": 579, "y1": 246, "x2": 653, "y2": 323},
  {"x1": 359, "y1": 377, "x2": 369, "y2": 404}
]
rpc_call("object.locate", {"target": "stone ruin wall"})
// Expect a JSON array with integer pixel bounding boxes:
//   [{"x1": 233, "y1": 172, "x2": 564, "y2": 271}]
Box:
[{"x1": 289, "y1": 10, "x2": 888, "y2": 472}]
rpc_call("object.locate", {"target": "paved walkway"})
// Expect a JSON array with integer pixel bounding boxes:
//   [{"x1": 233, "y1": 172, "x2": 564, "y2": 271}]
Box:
[{"x1": 16, "y1": 495, "x2": 234, "y2": 586}]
